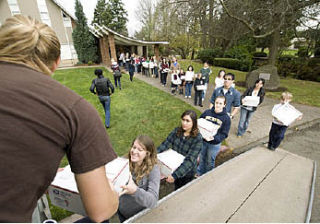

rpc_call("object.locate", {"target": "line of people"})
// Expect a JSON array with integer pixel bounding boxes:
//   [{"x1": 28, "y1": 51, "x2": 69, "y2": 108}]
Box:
[{"x1": 1, "y1": 15, "x2": 303, "y2": 223}]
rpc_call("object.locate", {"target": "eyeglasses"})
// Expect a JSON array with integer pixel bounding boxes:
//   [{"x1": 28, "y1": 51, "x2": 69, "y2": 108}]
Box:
[{"x1": 224, "y1": 78, "x2": 233, "y2": 81}]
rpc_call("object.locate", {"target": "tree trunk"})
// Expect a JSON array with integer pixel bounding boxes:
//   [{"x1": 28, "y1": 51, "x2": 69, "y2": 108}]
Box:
[
  {"x1": 268, "y1": 27, "x2": 280, "y2": 66},
  {"x1": 208, "y1": 0, "x2": 215, "y2": 48},
  {"x1": 191, "y1": 48, "x2": 195, "y2": 60}
]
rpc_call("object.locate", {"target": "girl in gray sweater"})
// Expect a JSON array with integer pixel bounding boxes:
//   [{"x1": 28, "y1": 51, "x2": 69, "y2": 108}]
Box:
[{"x1": 118, "y1": 135, "x2": 160, "y2": 222}]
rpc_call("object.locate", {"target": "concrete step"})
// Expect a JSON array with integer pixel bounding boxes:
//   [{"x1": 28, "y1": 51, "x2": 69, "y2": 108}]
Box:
[{"x1": 127, "y1": 147, "x2": 315, "y2": 223}]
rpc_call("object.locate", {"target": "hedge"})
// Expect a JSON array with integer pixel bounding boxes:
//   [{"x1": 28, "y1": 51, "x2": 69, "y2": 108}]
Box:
[
  {"x1": 197, "y1": 48, "x2": 223, "y2": 64},
  {"x1": 213, "y1": 58, "x2": 251, "y2": 71}
]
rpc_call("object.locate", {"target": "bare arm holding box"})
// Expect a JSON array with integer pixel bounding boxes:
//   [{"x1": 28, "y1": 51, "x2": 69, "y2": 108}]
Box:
[{"x1": 75, "y1": 166, "x2": 119, "y2": 223}]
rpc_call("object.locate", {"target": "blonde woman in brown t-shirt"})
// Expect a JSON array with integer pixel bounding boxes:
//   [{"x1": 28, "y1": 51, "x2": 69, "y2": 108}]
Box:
[{"x1": 0, "y1": 15, "x2": 118, "y2": 222}]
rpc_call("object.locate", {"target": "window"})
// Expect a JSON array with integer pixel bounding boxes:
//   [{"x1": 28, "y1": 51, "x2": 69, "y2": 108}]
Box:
[
  {"x1": 37, "y1": 0, "x2": 51, "y2": 26},
  {"x1": 8, "y1": 0, "x2": 20, "y2": 15},
  {"x1": 62, "y1": 12, "x2": 71, "y2": 28}
]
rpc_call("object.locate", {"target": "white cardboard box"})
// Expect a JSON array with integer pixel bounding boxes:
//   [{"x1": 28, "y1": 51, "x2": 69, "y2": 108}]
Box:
[
  {"x1": 48, "y1": 157, "x2": 129, "y2": 215},
  {"x1": 242, "y1": 96, "x2": 260, "y2": 107},
  {"x1": 197, "y1": 118, "x2": 220, "y2": 140},
  {"x1": 196, "y1": 85, "x2": 206, "y2": 91},
  {"x1": 157, "y1": 149, "x2": 185, "y2": 177},
  {"x1": 272, "y1": 103, "x2": 302, "y2": 126}
]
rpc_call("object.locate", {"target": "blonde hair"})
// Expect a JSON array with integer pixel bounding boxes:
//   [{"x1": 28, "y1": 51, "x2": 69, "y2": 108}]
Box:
[
  {"x1": 129, "y1": 135, "x2": 157, "y2": 184},
  {"x1": 281, "y1": 91, "x2": 293, "y2": 101},
  {"x1": 0, "y1": 15, "x2": 60, "y2": 75}
]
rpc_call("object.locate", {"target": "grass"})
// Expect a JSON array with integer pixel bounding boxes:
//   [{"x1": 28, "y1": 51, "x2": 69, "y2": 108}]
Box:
[
  {"x1": 50, "y1": 66, "x2": 201, "y2": 220},
  {"x1": 49, "y1": 61, "x2": 320, "y2": 220},
  {"x1": 179, "y1": 60, "x2": 320, "y2": 107}
]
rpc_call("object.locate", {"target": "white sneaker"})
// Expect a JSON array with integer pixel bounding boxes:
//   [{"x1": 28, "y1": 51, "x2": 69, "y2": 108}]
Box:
[
  {"x1": 188, "y1": 96, "x2": 191, "y2": 99},
  {"x1": 202, "y1": 98, "x2": 204, "y2": 101},
  {"x1": 185, "y1": 96, "x2": 187, "y2": 98}
]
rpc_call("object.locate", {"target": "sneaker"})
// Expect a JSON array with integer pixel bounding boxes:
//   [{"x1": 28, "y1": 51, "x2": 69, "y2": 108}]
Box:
[
  {"x1": 200, "y1": 104, "x2": 203, "y2": 107},
  {"x1": 237, "y1": 135, "x2": 242, "y2": 138},
  {"x1": 202, "y1": 98, "x2": 204, "y2": 101},
  {"x1": 185, "y1": 96, "x2": 187, "y2": 98},
  {"x1": 188, "y1": 96, "x2": 191, "y2": 99},
  {"x1": 268, "y1": 146, "x2": 275, "y2": 151}
]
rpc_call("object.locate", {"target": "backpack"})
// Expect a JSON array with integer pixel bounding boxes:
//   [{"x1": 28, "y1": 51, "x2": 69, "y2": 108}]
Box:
[
  {"x1": 114, "y1": 70, "x2": 122, "y2": 78},
  {"x1": 95, "y1": 78, "x2": 109, "y2": 95}
]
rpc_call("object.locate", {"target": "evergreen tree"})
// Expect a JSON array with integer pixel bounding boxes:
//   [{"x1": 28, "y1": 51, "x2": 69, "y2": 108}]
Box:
[
  {"x1": 72, "y1": 0, "x2": 98, "y2": 63},
  {"x1": 92, "y1": 0, "x2": 112, "y2": 26},
  {"x1": 107, "y1": 0, "x2": 128, "y2": 35}
]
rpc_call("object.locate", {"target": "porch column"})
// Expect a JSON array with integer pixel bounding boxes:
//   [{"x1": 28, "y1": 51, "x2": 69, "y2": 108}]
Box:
[
  {"x1": 103, "y1": 36, "x2": 111, "y2": 66},
  {"x1": 99, "y1": 37, "x2": 106, "y2": 65},
  {"x1": 108, "y1": 33, "x2": 117, "y2": 62},
  {"x1": 154, "y1": 44, "x2": 160, "y2": 61},
  {"x1": 137, "y1": 45, "x2": 143, "y2": 57}
]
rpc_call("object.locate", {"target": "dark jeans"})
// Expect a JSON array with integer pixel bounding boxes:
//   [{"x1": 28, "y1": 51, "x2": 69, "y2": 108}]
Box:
[
  {"x1": 160, "y1": 72, "x2": 168, "y2": 85},
  {"x1": 268, "y1": 122, "x2": 288, "y2": 149},
  {"x1": 114, "y1": 76, "x2": 121, "y2": 89},
  {"x1": 117, "y1": 210, "x2": 126, "y2": 223},
  {"x1": 154, "y1": 67, "x2": 159, "y2": 78},
  {"x1": 194, "y1": 90, "x2": 203, "y2": 106},
  {"x1": 75, "y1": 217, "x2": 109, "y2": 223},
  {"x1": 175, "y1": 173, "x2": 195, "y2": 190},
  {"x1": 129, "y1": 71, "x2": 134, "y2": 81},
  {"x1": 98, "y1": 95, "x2": 111, "y2": 127}
]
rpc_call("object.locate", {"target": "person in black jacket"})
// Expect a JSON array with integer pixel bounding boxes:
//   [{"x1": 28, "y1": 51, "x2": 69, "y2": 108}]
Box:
[
  {"x1": 128, "y1": 59, "x2": 135, "y2": 82},
  {"x1": 90, "y1": 69, "x2": 114, "y2": 128},
  {"x1": 237, "y1": 78, "x2": 265, "y2": 137},
  {"x1": 197, "y1": 96, "x2": 231, "y2": 176},
  {"x1": 193, "y1": 73, "x2": 204, "y2": 107}
]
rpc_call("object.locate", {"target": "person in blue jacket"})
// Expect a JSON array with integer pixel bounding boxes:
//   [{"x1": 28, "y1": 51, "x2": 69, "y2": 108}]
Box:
[{"x1": 197, "y1": 96, "x2": 231, "y2": 176}]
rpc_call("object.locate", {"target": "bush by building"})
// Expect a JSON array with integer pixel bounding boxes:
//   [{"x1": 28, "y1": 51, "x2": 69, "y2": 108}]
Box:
[{"x1": 213, "y1": 58, "x2": 251, "y2": 72}]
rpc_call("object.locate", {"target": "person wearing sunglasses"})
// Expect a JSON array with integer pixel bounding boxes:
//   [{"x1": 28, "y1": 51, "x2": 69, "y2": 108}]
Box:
[{"x1": 209, "y1": 73, "x2": 240, "y2": 120}]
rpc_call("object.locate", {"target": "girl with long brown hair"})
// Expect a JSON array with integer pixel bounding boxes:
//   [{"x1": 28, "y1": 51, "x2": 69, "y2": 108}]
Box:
[
  {"x1": 157, "y1": 110, "x2": 203, "y2": 190},
  {"x1": 118, "y1": 135, "x2": 160, "y2": 222}
]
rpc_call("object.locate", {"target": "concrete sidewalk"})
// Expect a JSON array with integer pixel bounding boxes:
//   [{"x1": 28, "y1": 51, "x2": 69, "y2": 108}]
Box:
[{"x1": 132, "y1": 72, "x2": 320, "y2": 152}]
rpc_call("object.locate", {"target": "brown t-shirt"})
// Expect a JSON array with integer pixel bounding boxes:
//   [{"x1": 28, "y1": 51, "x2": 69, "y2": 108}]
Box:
[{"x1": 0, "y1": 61, "x2": 117, "y2": 222}]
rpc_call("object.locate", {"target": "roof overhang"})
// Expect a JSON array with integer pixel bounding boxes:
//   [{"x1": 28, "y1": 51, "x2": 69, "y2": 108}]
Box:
[
  {"x1": 90, "y1": 23, "x2": 169, "y2": 46},
  {"x1": 51, "y1": 0, "x2": 76, "y2": 21}
]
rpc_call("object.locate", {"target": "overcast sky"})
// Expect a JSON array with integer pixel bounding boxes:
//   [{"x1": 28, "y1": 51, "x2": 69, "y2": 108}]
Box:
[{"x1": 55, "y1": 0, "x2": 142, "y2": 37}]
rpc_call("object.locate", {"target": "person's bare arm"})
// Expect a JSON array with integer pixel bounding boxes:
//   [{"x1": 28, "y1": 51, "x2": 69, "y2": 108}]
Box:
[
  {"x1": 231, "y1": 107, "x2": 240, "y2": 118},
  {"x1": 75, "y1": 166, "x2": 119, "y2": 222},
  {"x1": 209, "y1": 103, "x2": 214, "y2": 109}
]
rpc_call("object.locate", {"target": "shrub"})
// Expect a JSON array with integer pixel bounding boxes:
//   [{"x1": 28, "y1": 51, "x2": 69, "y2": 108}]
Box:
[
  {"x1": 197, "y1": 48, "x2": 223, "y2": 64},
  {"x1": 213, "y1": 58, "x2": 251, "y2": 71},
  {"x1": 277, "y1": 56, "x2": 320, "y2": 81},
  {"x1": 297, "y1": 47, "x2": 309, "y2": 58},
  {"x1": 297, "y1": 64, "x2": 320, "y2": 82},
  {"x1": 252, "y1": 52, "x2": 268, "y2": 57}
]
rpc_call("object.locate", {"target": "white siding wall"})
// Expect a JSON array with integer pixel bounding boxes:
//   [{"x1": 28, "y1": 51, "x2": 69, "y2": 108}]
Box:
[{"x1": 8, "y1": 0, "x2": 20, "y2": 15}]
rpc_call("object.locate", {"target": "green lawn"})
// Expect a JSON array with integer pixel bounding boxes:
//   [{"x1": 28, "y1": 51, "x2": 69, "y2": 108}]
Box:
[
  {"x1": 179, "y1": 60, "x2": 320, "y2": 107},
  {"x1": 49, "y1": 62, "x2": 319, "y2": 220},
  {"x1": 52, "y1": 67, "x2": 202, "y2": 220},
  {"x1": 54, "y1": 67, "x2": 201, "y2": 158}
]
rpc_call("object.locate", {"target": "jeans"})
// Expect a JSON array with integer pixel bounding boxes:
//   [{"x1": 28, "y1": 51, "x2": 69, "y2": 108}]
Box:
[
  {"x1": 175, "y1": 173, "x2": 195, "y2": 190},
  {"x1": 160, "y1": 72, "x2": 168, "y2": 85},
  {"x1": 75, "y1": 217, "x2": 109, "y2": 223},
  {"x1": 185, "y1": 82, "x2": 193, "y2": 97},
  {"x1": 237, "y1": 107, "x2": 254, "y2": 136},
  {"x1": 154, "y1": 67, "x2": 158, "y2": 78},
  {"x1": 201, "y1": 83, "x2": 208, "y2": 100},
  {"x1": 99, "y1": 95, "x2": 111, "y2": 128},
  {"x1": 114, "y1": 76, "x2": 121, "y2": 89},
  {"x1": 268, "y1": 122, "x2": 288, "y2": 149},
  {"x1": 194, "y1": 91, "x2": 203, "y2": 106},
  {"x1": 197, "y1": 141, "x2": 221, "y2": 176},
  {"x1": 129, "y1": 72, "x2": 134, "y2": 81}
]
